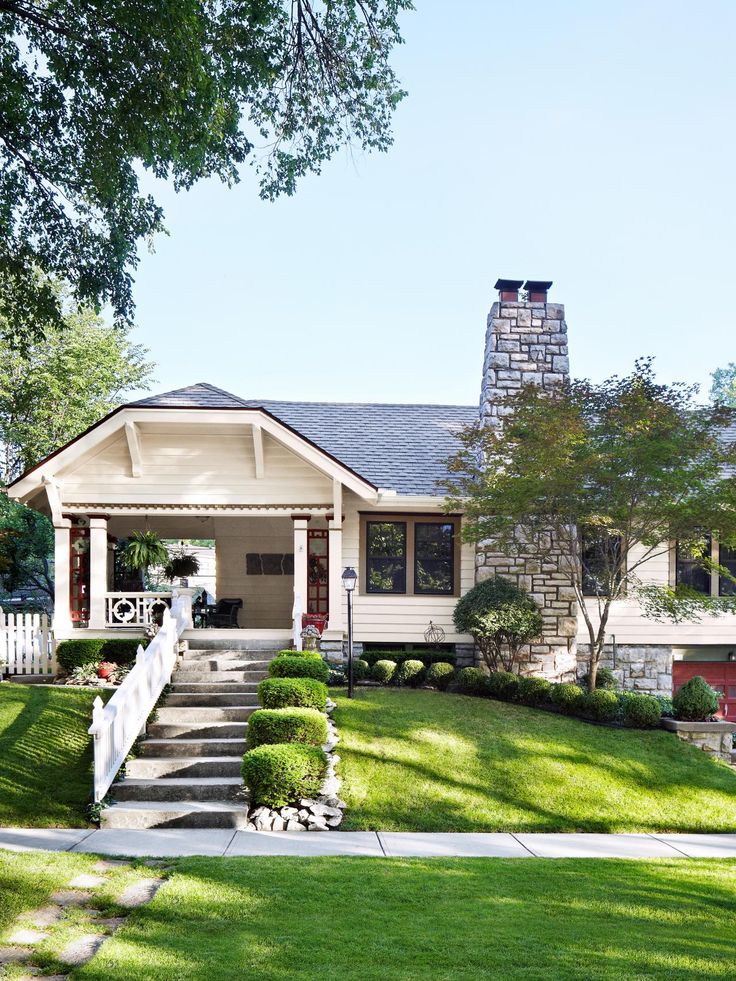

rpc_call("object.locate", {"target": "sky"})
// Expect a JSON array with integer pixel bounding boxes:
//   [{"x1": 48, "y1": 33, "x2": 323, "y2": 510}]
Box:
[{"x1": 129, "y1": 0, "x2": 735, "y2": 408}]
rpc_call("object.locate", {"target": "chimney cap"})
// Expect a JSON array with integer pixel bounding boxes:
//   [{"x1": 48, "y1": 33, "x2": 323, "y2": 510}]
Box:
[
  {"x1": 494, "y1": 278, "x2": 524, "y2": 291},
  {"x1": 523, "y1": 280, "x2": 553, "y2": 292}
]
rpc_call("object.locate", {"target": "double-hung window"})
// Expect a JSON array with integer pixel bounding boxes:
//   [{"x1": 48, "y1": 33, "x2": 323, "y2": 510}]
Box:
[
  {"x1": 675, "y1": 537, "x2": 712, "y2": 594},
  {"x1": 364, "y1": 516, "x2": 459, "y2": 596}
]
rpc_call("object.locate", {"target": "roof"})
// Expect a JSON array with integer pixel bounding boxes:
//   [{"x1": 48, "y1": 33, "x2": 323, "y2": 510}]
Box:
[{"x1": 129, "y1": 383, "x2": 477, "y2": 495}]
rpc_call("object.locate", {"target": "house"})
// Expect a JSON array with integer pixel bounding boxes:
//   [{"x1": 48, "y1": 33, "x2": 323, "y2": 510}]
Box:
[{"x1": 6, "y1": 279, "x2": 736, "y2": 707}]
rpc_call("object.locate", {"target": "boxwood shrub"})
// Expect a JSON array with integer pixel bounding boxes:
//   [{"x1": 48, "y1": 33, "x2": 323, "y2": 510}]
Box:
[
  {"x1": 247, "y1": 707, "x2": 328, "y2": 748},
  {"x1": 550, "y1": 682, "x2": 585, "y2": 715},
  {"x1": 619, "y1": 692, "x2": 662, "y2": 728},
  {"x1": 425, "y1": 662, "x2": 455, "y2": 690},
  {"x1": 672, "y1": 676, "x2": 720, "y2": 721},
  {"x1": 516, "y1": 676, "x2": 552, "y2": 707},
  {"x1": 56, "y1": 637, "x2": 148, "y2": 672},
  {"x1": 275, "y1": 649, "x2": 323, "y2": 660},
  {"x1": 580, "y1": 688, "x2": 620, "y2": 722},
  {"x1": 352, "y1": 658, "x2": 370, "y2": 681},
  {"x1": 395, "y1": 659, "x2": 426, "y2": 687},
  {"x1": 371, "y1": 659, "x2": 397, "y2": 684},
  {"x1": 486, "y1": 671, "x2": 520, "y2": 702},
  {"x1": 362, "y1": 649, "x2": 457, "y2": 669},
  {"x1": 268, "y1": 655, "x2": 330, "y2": 683},
  {"x1": 241, "y1": 744, "x2": 328, "y2": 808},
  {"x1": 257, "y1": 677, "x2": 328, "y2": 712},
  {"x1": 456, "y1": 666, "x2": 488, "y2": 696}
]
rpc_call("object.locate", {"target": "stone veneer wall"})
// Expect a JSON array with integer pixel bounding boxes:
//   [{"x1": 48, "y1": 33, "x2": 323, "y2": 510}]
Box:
[
  {"x1": 476, "y1": 296, "x2": 578, "y2": 681},
  {"x1": 576, "y1": 644, "x2": 673, "y2": 698}
]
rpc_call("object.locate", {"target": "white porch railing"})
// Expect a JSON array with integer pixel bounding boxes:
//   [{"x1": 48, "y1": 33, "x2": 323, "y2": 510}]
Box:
[
  {"x1": 0, "y1": 609, "x2": 56, "y2": 675},
  {"x1": 89, "y1": 598, "x2": 188, "y2": 802},
  {"x1": 105, "y1": 591, "x2": 172, "y2": 628},
  {"x1": 292, "y1": 592, "x2": 303, "y2": 651}
]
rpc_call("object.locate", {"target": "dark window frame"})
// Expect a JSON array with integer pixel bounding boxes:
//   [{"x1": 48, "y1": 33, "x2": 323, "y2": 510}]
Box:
[
  {"x1": 581, "y1": 530, "x2": 624, "y2": 598},
  {"x1": 365, "y1": 520, "x2": 408, "y2": 595},
  {"x1": 675, "y1": 537, "x2": 712, "y2": 595},
  {"x1": 360, "y1": 514, "x2": 462, "y2": 598},
  {"x1": 719, "y1": 542, "x2": 736, "y2": 597},
  {"x1": 413, "y1": 521, "x2": 455, "y2": 596}
]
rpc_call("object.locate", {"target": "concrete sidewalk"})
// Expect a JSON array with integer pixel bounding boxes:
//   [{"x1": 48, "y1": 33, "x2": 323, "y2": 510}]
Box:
[{"x1": 1, "y1": 828, "x2": 735, "y2": 859}]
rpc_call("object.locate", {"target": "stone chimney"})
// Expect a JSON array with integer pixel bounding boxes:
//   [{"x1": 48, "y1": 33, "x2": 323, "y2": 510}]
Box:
[{"x1": 475, "y1": 279, "x2": 577, "y2": 682}]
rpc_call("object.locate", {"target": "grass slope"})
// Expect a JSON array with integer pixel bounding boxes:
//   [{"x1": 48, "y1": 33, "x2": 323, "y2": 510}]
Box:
[
  {"x1": 76, "y1": 856, "x2": 736, "y2": 981},
  {"x1": 334, "y1": 688, "x2": 736, "y2": 833},
  {"x1": 0, "y1": 683, "x2": 107, "y2": 827}
]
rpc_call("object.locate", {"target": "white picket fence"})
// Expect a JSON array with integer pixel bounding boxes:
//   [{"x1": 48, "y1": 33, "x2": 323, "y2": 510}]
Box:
[
  {"x1": 88, "y1": 597, "x2": 188, "y2": 803},
  {"x1": 0, "y1": 609, "x2": 56, "y2": 675}
]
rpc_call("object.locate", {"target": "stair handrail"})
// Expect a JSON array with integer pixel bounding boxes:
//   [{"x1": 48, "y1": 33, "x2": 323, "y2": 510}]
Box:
[{"x1": 89, "y1": 603, "x2": 185, "y2": 803}]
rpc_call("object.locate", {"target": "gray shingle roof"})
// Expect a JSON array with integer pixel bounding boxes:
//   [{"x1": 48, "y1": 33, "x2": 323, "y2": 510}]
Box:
[{"x1": 129, "y1": 383, "x2": 477, "y2": 495}]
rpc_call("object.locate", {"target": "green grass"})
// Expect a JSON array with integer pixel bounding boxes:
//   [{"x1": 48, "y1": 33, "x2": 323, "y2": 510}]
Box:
[
  {"x1": 333, "y1": 688, "x2": 736, "y2": 833},
  {"x1": 73, "y1": 856, "x2": 736, "y2": 981},
  {"x1": 0, "y1": 683, "x2": 108, "y2": 827}
]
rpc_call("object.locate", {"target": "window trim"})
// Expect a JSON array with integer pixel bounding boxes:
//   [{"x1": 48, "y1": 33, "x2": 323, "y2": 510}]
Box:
[
  {"x1": 359, "y1": 513, "x2": 462, "y2": 598},
  {"x1": 365, "y1": 520, "x2": 408, "y2": 595},
  {"x1": 413, "y1": 521, "x2": 456, "y2": 596}
]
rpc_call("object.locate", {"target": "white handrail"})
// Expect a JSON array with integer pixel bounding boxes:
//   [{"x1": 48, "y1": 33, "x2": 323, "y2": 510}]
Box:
[
  {"x1": 292, "y1": 592, "x2": 303, "y2": 651},
  {"x1": 88, "y1": 598, "x2": 185, "y2": 803}
]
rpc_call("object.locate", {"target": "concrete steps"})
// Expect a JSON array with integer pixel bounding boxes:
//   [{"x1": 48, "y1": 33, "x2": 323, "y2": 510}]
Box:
[{"x1": 103, "y1": 644, "x2": 278, "y2": 829}]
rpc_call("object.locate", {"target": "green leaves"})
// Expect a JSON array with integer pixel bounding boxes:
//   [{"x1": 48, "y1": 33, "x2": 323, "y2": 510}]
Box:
[{"x1": 121, "y1": 532, "x2": 170, "y2": 573}]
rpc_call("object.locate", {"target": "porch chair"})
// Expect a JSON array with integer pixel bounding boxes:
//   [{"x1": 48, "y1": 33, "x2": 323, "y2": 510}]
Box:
[{"x1": 208, "y1": 597, "x2": 243, "y2": 628}]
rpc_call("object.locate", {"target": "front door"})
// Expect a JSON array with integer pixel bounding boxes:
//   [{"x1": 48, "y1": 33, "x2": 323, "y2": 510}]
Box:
[
  {"x1": 306, "y1": 529, "x2": 328, "y2": 620},
  {"x1": 672, "y1": 661, "x2": 736, "y2": 720}
]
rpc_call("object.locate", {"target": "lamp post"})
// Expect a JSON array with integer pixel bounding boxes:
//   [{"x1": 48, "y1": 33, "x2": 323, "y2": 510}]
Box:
[{"x1": 342, "y1": 566, "x2": 357, "y2": 698}]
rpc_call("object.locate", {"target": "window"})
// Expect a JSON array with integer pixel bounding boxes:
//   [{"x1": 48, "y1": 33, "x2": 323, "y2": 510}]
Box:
[
  {"x1": 366, "y1": 521, "x2": 407, "y2": 594},
  {"x1": 719, "y1": 543, "x2": 736, "y2": 596},
  {"x1": 414, "y1": 523, "x2": 454, "y2": 595},
  {"x1": 675, "y1": 538, "x2": 711, "y2": 594},
  {"x1": 581, "y1": 530, "x2": 623, "y2": 597}
]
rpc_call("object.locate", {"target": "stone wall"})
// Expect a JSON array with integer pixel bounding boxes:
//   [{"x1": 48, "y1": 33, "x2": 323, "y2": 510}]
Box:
[
  {"x1": 576, "y1": 644, "x2": 673, "y2": 698},
  {"x1": 662, "y1": 719, "x2": 736, "y2": 762},
  {"x1": 475, "y1": 289, "x2": 577, "y2": 681}
]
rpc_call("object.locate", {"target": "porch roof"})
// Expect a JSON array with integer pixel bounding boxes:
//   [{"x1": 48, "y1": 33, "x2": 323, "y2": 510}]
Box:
[{"x1": 129, "y1": 383, "x2": 477, "y2": 496}]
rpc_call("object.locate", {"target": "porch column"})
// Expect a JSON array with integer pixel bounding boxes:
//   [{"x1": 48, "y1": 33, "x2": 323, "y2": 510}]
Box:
[
  {"x1": 292, "y1": 516, "x2": 310, "y2": 628},
  {"x1": 327, "y1": 480, "x2": 344, "y2": 632},
  {"x1": 88, "y1": 516, "x2": 109, "y2": 629},
  {"x1": 52, "y1": 520, "x2": 72, "y2": 635}
]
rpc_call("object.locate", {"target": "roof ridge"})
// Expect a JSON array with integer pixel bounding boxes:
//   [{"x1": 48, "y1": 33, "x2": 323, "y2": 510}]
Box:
[{"x1": 246, "y1": 398, "x2": 477, "y2": 410}]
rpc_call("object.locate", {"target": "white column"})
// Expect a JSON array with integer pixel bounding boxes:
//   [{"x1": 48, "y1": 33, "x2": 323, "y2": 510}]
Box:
[
  {"x1": 88, "y1": 517, "x2": 109, "y2": 630},
  {"x1": 292, "y1": 517, "x2": 310, "y2": 629},
  {"x1": 327, "y1": 480, "x2": 344, "y2": 633},
  {"x1": 52, "y1": 520, "x2": 72, "y2": 636}
]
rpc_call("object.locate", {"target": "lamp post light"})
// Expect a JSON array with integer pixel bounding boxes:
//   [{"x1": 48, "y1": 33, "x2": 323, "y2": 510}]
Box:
[{"x1": 342, "y1": 566, "x2": 357, "y2": 698}]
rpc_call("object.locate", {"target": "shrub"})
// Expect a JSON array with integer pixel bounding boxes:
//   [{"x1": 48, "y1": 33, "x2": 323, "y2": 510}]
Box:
[
  {"x1": 580, "y1": 666, "x2": 618, "y2": 691},
  {"x1": 620, "y1": 692, "x2": 662, "y2": 728},
  {"x1": 486, "y1": 670, "x2": 520, "y2": 702},
  {"x1": 580, "y1": 688, "x2": 620, "y2": 722},
  {"x1": 516, "y1": 676, "x2": 552, "y2": 706},
  {"x1": 352, "y1": 658, "x2": 370, "y2": 681},
  {"x1": 241, "y1": 744, "x2": 328, "y2": 808},
  {"x1": 550, "y1": 682, "x2": 585, "y2": 715},
  {"x1": 395, "y1": 659, "x2": 426, "y2": 687},
  {"x1": 654, "y1": 694, "x2": 673, "y2": 718},
  {"x1": 56, "y1": 637, "x2": 148, "y2": 672},
  {"x1": 425, "y1": 662, "x2": 455, "y2": 690},
  {"x1": 453, "y1": 577, "x2": 543, "y2": 674},
  {"x1": 361, "y1": 649, "x2": 457, "y2": 668},
  {"x1": 456, "y1": 666, "x2": 488, "y2": 696},
  {"x1": 372, "y1": 659, "x2": 397, "y2": 684},
  {"x1": 257, "y1": 677, "x2": 328, "y2": 712},
  {"x1": 673, "y1": 676, "x2": 720, "y2": 721},
  {"x1": 275, "y1": 649, "x2": 323, "y2": 660},
  {"x1": 268, "y1": 655, "x2": 330, "y2": 683},
  {"x1": 328, "y1": 666, "x2": 347, "y2": 686},
  {"x1": 247, "y1": 708, "x2": 328, "y2": 748}
]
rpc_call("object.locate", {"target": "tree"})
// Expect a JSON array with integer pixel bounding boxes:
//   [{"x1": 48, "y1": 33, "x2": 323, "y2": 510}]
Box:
[
  {"x1": 0, "y1": 0, "x2": 410, "y2": 336},
  {"x1": 444, "y1": 359, "x2": 736, "y2": 691},
  {"x1": 0, "y1": 285, "x2": 154, "y2": 484},
  {"x1": 0, "y1": 495, "x2": 54, "y2": 609},
  {"x1": 710, "y1": 363, "x2": 736, "y2": 407},
  {"x1": 453, "y1": 577, "x2": 543, "y2": 675}
]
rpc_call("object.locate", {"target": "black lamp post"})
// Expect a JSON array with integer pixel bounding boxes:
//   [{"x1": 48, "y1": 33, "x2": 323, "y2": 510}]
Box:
[{"x1": 342, "y1": 566, "x2": 357, "y2": 698}]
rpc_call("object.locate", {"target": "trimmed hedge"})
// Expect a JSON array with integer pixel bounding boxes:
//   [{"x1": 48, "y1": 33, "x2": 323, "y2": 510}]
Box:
[
  {"x1": 268, "y1": 655, "x2": 330, "y2": 683},
  {"x1": 456, "y1": 667, "x2": 488, "y2": 696},
  {"x1": 550, "y1": 683, "x2": 585, "y2": 715},
  {"x1": 241, "y1": 744, "x2": 328, "y2": 808},
  {"x1": 620, "y1": 692, "x2": 662, "y2": 728},
  {"x1": 486, "y1": 671, "x2": 520, "y2": 702},
  {"x1": 581, "y1": 688, "x2": 620, "y2": 722},
  {"x1": 395, "y1": 659, "x2": 425, "y2": 687},
  {"x1": 372, "y1": 660, "x2": 397, "y2": 684},
  {"x1": 673, "y1": 676, "x2": 720, "y2": 721},
  {"x1": 352, "y1": 659, "x2": 370, "y2": 681},
  {"x1": 247, "y1": 708, "x2": 328, "y2": 748},
  {"x1": 257, "y1": 677, "x2": 328, "y2": 712},
  {"x1": 56, "y1": 637, "x2": 148, "y2": 673},
  {"x1": 426, "y1": 662, "x2": 455, "y2": 690},
  {"x1": 516, "y1": 676, "x2": 552, "y2": 707},
  {"x1": 362, "y1": 649, "x2": 457, "y2": 669},
  {"x1": 275, "y1": 649, "x2": 323, "y2": 660}
]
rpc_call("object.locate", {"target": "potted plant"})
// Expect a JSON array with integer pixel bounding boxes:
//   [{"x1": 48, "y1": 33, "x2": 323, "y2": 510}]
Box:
[
  {"x1": 121, "y1": 531, "x2": 169, "y2": 583},
  {"x1": 164, "y1": 547, "x2": 200, "y2": 585}
]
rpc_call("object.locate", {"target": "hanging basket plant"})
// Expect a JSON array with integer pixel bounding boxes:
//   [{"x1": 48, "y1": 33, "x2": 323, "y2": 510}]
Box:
[
  {"x1": 164, "y1": 548, "x2": 201, "y2": 581},
  {"x1": 121, "y1": 531, "x2": 169, "y2": 574}
]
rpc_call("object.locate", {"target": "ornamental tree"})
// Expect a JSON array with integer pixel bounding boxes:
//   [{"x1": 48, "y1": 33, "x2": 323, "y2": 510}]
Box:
[
  {"x1": 444, "y1": 359, "x2": 736, "y2": 691},
  {"x1": 453, "y1": 576, "x2": 543, "y2": 674},
  {"x1": 0, "y1": 0, "x2": 410, "y2": 336}
]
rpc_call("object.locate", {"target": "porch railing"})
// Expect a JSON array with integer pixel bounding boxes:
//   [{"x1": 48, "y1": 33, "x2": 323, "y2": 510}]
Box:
[
  {"x1": 105, "y1": 591, "x2": 172, "y2": 628},
  {"x1": 0, "y1": 609, "x2": 56, "y2": 675},
  {"x1": 89, "y1": 597, "x2": 187, "y2": 802}
]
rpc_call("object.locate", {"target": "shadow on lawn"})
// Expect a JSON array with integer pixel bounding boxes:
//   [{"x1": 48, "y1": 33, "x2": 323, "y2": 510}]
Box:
[{"x1": 333, "y1": 689, "x2": 736, "y2": 833}]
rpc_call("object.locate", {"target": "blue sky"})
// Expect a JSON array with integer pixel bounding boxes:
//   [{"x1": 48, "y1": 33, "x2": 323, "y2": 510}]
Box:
[{"x1": 130, "y1": 1, "x2": 734, "y2": 407}]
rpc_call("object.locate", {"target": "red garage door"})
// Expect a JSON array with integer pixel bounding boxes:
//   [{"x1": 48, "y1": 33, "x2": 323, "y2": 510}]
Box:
[{"x1": 672, "y1": 661, "x2": 736, "y2": 720}]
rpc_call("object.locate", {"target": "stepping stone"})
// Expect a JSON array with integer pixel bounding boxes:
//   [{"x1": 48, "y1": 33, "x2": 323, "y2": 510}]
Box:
[
  {"x1": 68, "y1": 874, "x2": 106, "y2": 889},
  {"x1": 7, "y1": 927, "x2": 49, "y2": 945},
  {"x1": 0, "y1": 946, "x2": 32, "y2": 963},
  {"x1": 92, "y1": 860, "x2": 129, "y2": 873},
  {"x1": 59, "y1": 933, "x2": 106, "y2": 966},
  {"x1": 50, "y1": 890, "x2": 93, "y2": 907},
  {"x1": 96, "y1": 917, "x2": 126, "y2": 932},
  {"x1": 20, "y1": 906, "x2": 64, "y2": 928},
  {"x1": 117, "y1": 878, "x2": 162, "y2": 908}
]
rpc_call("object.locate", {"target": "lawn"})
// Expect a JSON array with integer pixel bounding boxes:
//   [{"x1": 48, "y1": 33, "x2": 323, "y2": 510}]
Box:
[
  {"x1": 333, "y1": 688, "x2": 736, "y2": 833},
  {"x1": 0, "y1": 683, "x2": 108, "y2": 827},
  {"x1": 72, "y1": 856, "x2": 736, "y2": 981}
]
